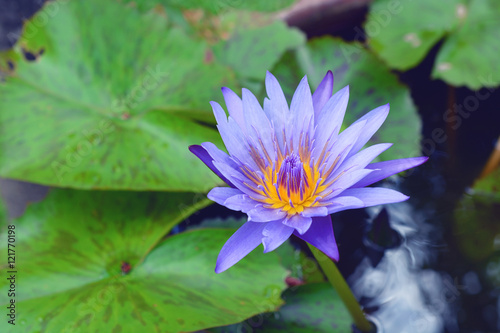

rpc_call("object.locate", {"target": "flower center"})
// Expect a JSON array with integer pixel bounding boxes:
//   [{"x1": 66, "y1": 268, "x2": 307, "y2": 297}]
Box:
[
  {"x1": 277, "y1": 154, "x2": 308, "y2": 198},
  {"x1": 250, "y1": 153, "x2": 323, "y2": 216}
]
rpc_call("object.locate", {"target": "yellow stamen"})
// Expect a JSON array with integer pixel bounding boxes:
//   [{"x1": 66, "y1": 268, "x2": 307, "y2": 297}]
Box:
[{"x1": 249, "y1": 147, "x2": 334, "y2": 216}]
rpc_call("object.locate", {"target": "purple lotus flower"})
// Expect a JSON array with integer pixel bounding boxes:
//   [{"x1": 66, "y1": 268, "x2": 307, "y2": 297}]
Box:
[{"x1": 190, "y1": 71, "x2": 427, "y2": 273}]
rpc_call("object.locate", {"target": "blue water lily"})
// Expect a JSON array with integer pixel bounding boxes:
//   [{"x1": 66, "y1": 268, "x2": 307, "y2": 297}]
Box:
[{"x1": 190, "y1": 71, "x2": 427, "y2": 273}]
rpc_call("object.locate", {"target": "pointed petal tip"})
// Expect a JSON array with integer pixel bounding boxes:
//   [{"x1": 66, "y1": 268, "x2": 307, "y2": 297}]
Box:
[
  {"x1": 313, "y1": 242, "x2": 339, "y2": 262},
  {"x1": 336, "y1": 85, "x2": 349, "y2": 95},
  {"x1": 209, "y1": 100, "x2": 223, "y2": 110},
  {"x1": 188, "y1": 144, "x2": 200, "y2": 153},
  {"x1": 418, "y1": 156, "x2": 430, "y2": 164},
  {"x1": 221, "y1": 86, "x2": 240, "y2": 98},
  {"x1": 323, "y1": 70, "x2": 334, "y2": 83},
  {"x1": 382, "y1": 103, "x2": 390, "y2": 113},
  {"x1": 189, "y1": 143, "x2": 208, "y2": 159},
  {"x1": 405, "y1": 156, "x2": 429, "y2": 169},
  {"x1": 215, "y1": 256, "x2": 228, "y2": 273},
  {"x1": 214, "y1": 264, "x2": 226, "y2": 274},
  {"x1": 295, "y1": 215, "x2": 340, "y2": 261},
  {"x1": 214, "y1": 222, "x2": 266, "y2": 274},
  {"x1": 265, "y1": 70, "x2": 278, "y2": 82},
  {"x1": 374, "y1": 103, "x2": 390, "y2": 116},
  {"x1": 385, "y1": 190, "x2": 410, "y2": 204}
]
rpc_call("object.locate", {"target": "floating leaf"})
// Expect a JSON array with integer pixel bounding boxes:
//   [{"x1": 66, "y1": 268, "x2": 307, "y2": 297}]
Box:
[
  {"x1": 0, "y1": 0, "x2": 306, "y2": 191},
  {"x1": 366, "y1": 0, "x2": 500, "y2": 89},
  {"x1": 366, "y1": 0, "x2": 461, "y2": 70},
  {"x1": 211, "y1": 283, "x2": 351, "y2": 332},
  {"x1": 0, "y1": 0, "x2": 236, "y2": 191},
  {"x1": 273, "y1": 244, "x2": 325, "y2": 284},
  {"x1": 272, "y1": 37, "x2": 421, "y2": 162},
  {"x1": 454, "y1": 167, "x2": 500, "y2": 261},
  {"x1": 213, "y1": 21, "x2": 305, "y2": 81},
  {"x1": 432, "y1": 0, "x2": 500, "y2": 89},
  {"x1": 454, "y1": 193, "x2": 500, "y2": 261},
  {"x1": 194, "y1": 216, "x2": 246, "y2": 229},
  {"x1": 0, "y1": 189, "x2": 287, "y2": 332},
  {"x1": 474, "y1": 166, "x2": 500, "y2": 199},
  {"x1": 125, "y1": 0, "x2": 296, "y2": 14}
]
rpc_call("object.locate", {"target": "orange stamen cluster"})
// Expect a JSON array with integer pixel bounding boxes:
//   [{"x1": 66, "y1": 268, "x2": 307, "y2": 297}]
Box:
[{"x1": 241, "y1": 135, "x2": 340, "y2": 216}]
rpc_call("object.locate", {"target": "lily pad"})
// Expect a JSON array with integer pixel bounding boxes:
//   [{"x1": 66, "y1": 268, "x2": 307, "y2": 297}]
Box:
[
  {"x1": 0, "y1": 0, "x2": 306, "y2": 191},
  {"x1": 454, "y1": 193, "x2": 500, "y2": 261},
  {"x1": 125, "y1": 0, "x2": 296, "y2": 14},
  {"x1": 432, "y1": 0, "x2": 500, "y2": 89},
  {"x1": 272, "y1": 37, "x2": 421, "y2": 162},
  {"x1": 366, "y1": 0, "x2": 462, "y2": 71},
  {"x1": 0, "y1": 189, "x2": 287, "y2": 332},
  {"x1": 274, "y1": 244, "x2": 325, "y2": 284},
  {"x1": 366, "y1": 0, "x2": 500, "y2": 89},
  {"x1": 454, "y1": 167, "x2": 500, "y2": 261},
  {"x1": 213, "y1": 21, "x2": 305, "y2": 81},
  {"x1": 0, "y1": 0, "x2": 235, "y2": 191},
  {"x1": 474, "y1": 167, "x2": 500, "y2": 199},
  {"x1": 210, "y1": 283, "x2": 352, "y2": 332}
]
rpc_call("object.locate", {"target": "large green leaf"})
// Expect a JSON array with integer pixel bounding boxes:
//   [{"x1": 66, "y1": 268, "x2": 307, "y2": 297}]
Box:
[
  {"x1": 454, "y1": 167, "x2": 500, "y2": 260},
  {"x1": 272, "y1": 37, "x2": 421, "y2": 162},
  {"x1": 474, "y1": 169, "x2": 500, "y2": 199},
  {"x1": 211, "y1": 283, "x2": 352, "y2": 332},
  {"x1": 213, "y1": 21, "x2": 305, "y2": 81},
  {"x1": 454, "y1": 193, "x2": 500, "y2": 261},
  {"x1": 366, "y1": 0, "x2": 462, "y2": 70},
  {"x1": 432, "y1": 0, "x2": 500, "y2": 89},
  {"x1": 0, "y1": 0, "x2": 306, "y2": 191},
  {"x1": 125, "y1": 0, "x2": 295, "y2": 14},
  {"x1": 366, "y1": 0, "x2": 500, "y2": 89},
  {"x1": 0, "y1": 0, "x2": 235, "y2": 191},
  {"x1": 0, "y1": 189, "x2": 287, "y2": 332}
]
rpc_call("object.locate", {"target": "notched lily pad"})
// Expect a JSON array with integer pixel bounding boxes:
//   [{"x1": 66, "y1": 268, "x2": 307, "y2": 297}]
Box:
[
  {"x1": 432, "y1": 0, "x2": 500, "y2": 89},
  {"x1": 366, "y1": 0, "x2": 462, "y2": 70},
  {"x1": 0, "y1": 0, "x2": 307, "y2": 191},
  {"x1": 0, "y1": 189, "x2": 287, "y2": 333},
  {"x1": 213, "y1": 21, "x2": 305, "y2": 81},
  {"x1": 366, "y1": 0, "x2": 500, "y2": 89},
  {"x1": 454, "y1": 167, "x2": 500, "y2": 261},
  {"x1": 0, "y1": 0, "x2": 236, "y2": 191},
  {"x1": 272, "y1": 37, "x2": 421, "y2": 162},
  {"x1": 210, "y1": 283, "x2": 352, "y2": 332},
  {"x1": 123, "y1": 0, "x2": 296, "y2": 14}
]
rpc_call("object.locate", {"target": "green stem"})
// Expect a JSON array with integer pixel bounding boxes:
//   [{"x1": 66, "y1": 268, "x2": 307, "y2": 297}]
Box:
[{"x1": 307, "y1": 243, "x2": 374, "y2": 332}]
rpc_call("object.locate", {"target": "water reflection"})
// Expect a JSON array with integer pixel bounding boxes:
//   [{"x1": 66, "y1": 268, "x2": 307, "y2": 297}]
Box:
[{"x1": 348, "y1": 202, "x2": 453, "y2": 333}]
